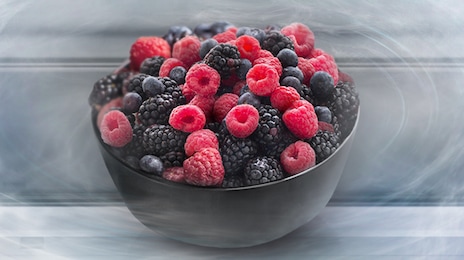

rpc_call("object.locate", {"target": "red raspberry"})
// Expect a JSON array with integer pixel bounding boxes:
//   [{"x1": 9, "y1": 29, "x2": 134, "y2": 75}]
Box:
[
  {"x1": 252, "y1": 55, "x2": 282, "y2": 76},
  {"x1": 255, "y1": 49, "x2": 274, "y2": 59},
  {"x1": 282, "y1": 99, "x2": 318, "y2": 139},
  {"x1": 162, "y1": 167, "x2": 186, "y2": 183},
  {"x1": 213, "y1": 93, "x2": 239, "y2": 122},
  {"x1": 280, "y1": 23, "x2": 315, "y2": 58},
  {"x1": 309, "y1": 49, "x2": 339, "y2": 84},
  {"x1": 213, "y1": 29, "x2": 237, "y2": 43},
  {"x1": 99, "y1": 110, "x2": 133, "y2": 148},
  {"x1": 297, "y1": 57, "x2": 316, "y2": 85},
  {"x1": 172, "y1": 35, "x2": 202, "y2": 68},
  {"x1": 180, "y1": 83, "x2": 195, "y2": 102},
  {"x1": 270, "y1": 86, "x2": 301, "y2": 113},
  {"x1": 232, "y1": 80, "x2": 247, "y2": 95},
  {"x1": 184, "y1": 129, "x2": 219, "y2": 157},
  {"x1": 280, "y1": 140, "x2": 316, "y2": 175},
  {"x1": 185, "y1": 63, "x2": 221, "y2": 97},
  {"x1": 183, "y1": 148, "x2": 225, "y2": 187},
  {"x1": 159, "y1": 58, "x2": 186, "y2": 77},
  {"x1": 130, "y1": 36, "x2": 171, "y2": 71},
  {"x1": 96, "y1": 97, "x2": 123, "y2": 128},
  {"x1": 189, "y1": 94, "x2": 216, "y2": 120},
  {"x1": 246, "y1": 64, "x2": 280, "y2": 96},
  {"x1": 169, "y1": 104, "x2": 206, "y2": 133},
  {"x1": 225, "y1": 104, "x2": 259, "y2": 138},
  {"x1": 235, "y1": 35, "x2": 261, "y2": 62},
  {"x1": 318, "y1": 121, "x2": 335, "y2": 133}
]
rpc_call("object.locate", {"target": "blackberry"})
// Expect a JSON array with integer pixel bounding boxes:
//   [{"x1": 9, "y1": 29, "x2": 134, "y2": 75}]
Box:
[
  {"x1": 122, "y1": 124, "x2": 146, "y2": 158},
  {"x1": 139, "y1": 56, "x2": 165, "y2": 76},
  {"x1": 307, "y1": 130, "x2": 340, "y2": 164},
  {"x1": 138, "y1": 93, "x2": 178, "y2": 126},
  {"x1": 159, "y1": 77, "x2": 187, "y2": 105},
  {"x1": 205, "y1": 121, "x2": 221, "y2": 133},
  {"x1": 328, "y1": 81, "x2": 360, "y2": 139},
  {"x1": 244, "y1": 156, "x2": 284, "y2": 186},
  {"x1": 222, "y1": 175, "x2": 245, "y2": 188},
  {"x1": 252, "y1": 105, "x2": 284, "y2": 147},
  {"x1": 159, "y1": 151, "x2": 186, "y2": 168},
  {"x1": 126, "y1": 73, "x2": 151, "y2": 100},
  {"x1": 126, "y1": 113, "x2": 136, "y2": 127},
  {"x1": 142, "y1": 124, "x2": 188, "y2": 156},
  {"x1": 220, "y1": 134, "x2": 259, "y2": 177},
  {"x1": 204, "y1": 43, "x2": 241, "y2": 79},
  {"x1": 88, "y1": 74, "x2": 124, "y2": 108},
  {"x1": 261, "y1": 30, "x2": 294, "y2": 56},
  {"x1": 261, "y1": 128, "x2": 298, "y2": 159},
  {"x1": 298, "y1": 84, "x2": 316, "y2": 106}
]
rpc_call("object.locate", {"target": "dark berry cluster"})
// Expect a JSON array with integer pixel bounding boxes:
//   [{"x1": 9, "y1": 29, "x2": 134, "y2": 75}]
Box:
[{"x1": 90, "y1": 21, "x2": 359, "y2": 188}]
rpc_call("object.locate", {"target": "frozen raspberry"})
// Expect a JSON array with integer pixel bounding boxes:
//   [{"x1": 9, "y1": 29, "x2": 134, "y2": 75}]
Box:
[
  {"x1": 246, "y1": 64, "x2": 280, "y2": 96},
  {"x1": 225, "y1": 104, "x2": 259, "y2": 138},
  {"x1": 318, "y1": 121, "x2": 335, "y2": 133},
  {"x1": 280, "y1": 140, "x2": 315, "y2": 175},
  {"x1": 169, "y1": 104, "x2": 206, "y2": 133},
  {"x1": 252, "y1": 55, "x2": 283, "y2": 76},
  {"x1": 100, "y1": 110, "x2": 133, "y2": 148},
  {"x1": 185, "y1": 63, "x2": 221, "y2": 97},
  {"x1": 283, "y1": 99, "x2": 318, "y2": 139},
  {"x1": 255, "y1": 49, "x2": 274, "y2": 59},
  {"x1": 309, "y1": 49, "x2": 339, "y2": 84},
  {"x1": 184, "y1": 129, "x2": 219, "y2": 157},
  {"x1": 180, "y1": 83, "x2": 195, "y2": 102},
  {"x1": 172, "y1": 35, "x2": 202, "y2": 68},
  {"x1": 235, "y1": 35, "x2": 261, "y2": 62},
  {"x1": 280, "y1": 23, "x2": 315, "y2": 58},
  {"x1": 96, "y1": 97, "x2": 123, "y2": 128},
  {"x1": 213, "y1": 28, "x2": 237, "y2": 43},
  {"x1": 183, "y1": 148, "x2": 225, "y2": 187},
  {"x1": 270, "y1": 86, "x2": 301, "y2": 112},
  {"x1": 297, "y1": 57, "x2": 316, "y2": 85},
  {"x1": 159, "y1": 58, "x2": 186, "y2": 78},
  {"x1": 162, "y1": 167, "x2": 186, "y2": 183},
  {"x1": 130, "y1": 36, "x2": 171, "y2": 71},
  {"x1": 213, "y1": 93, "x2": 239, "y2": 122},
  {"x1": 189, "y1": 94, "x2": 215, "y2": 120}
]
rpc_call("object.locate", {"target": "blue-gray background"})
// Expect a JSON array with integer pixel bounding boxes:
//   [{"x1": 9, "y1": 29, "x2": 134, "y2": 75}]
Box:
[{"x1": 1, "y1": 0, "x2": 463, "y2": 205}]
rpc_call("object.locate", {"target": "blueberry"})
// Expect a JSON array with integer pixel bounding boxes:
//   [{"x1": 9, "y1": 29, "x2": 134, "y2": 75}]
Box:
[
  {"x1": 199, "y1": 38, "x2": 218, "y2": 59},
  {"x1": 236, "y1": 27, "x2": 266, "y2": 44},
  {"x1": 169, "y1": 66, "x2": 187, "y2": 85},
  {"x1": 310, "y1": 71, "x2": 334, "y2": 101},
  {"x1": 277, "y1": 48, "x2": 298, "y2": 67},
  {"x1": 236, "y1": 59, "x2": 252, "y2": 80},
  {"x1": 281, "y1": 66, "x2": 304, "y2": 83},
  {"x1": 238, "y1": 92, "x2": 261, "y2": 108},
  {"x1": 210, "y1": 21, "x2": 234, "y2": 34},
  {"x1": 142, "y1": 76, "x2": 165, "y2": 97},
  {"x1": 122, "y1": 92, "x2": 142, "y2": 114},
  {"x1": 194, "y1": 23, "x2": 214, "y2": 39},
  {"x1": 163, "y1": 25, "x2": 193, "y2": 46},
  {"x1": 139, "y1": 155, "x2": 164, "y2": 175},
  {"x1": 314, "y1": 106, "x2": 332, "y2": 123},
  {"x1": 239, "y1": 84, "x2": 250, "y2": 96},
  {"x1": 280, "y1": 76, "x2": 302, "y2": 92}
]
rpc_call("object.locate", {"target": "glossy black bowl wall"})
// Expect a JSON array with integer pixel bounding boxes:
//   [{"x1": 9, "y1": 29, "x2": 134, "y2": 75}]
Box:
[{"x1": 94, "y1": 109, "x2": 359, "y2": 248}]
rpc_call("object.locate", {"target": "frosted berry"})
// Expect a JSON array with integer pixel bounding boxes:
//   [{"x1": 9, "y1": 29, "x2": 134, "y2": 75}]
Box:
[
  {"x1": 281, "y1": 23, "x2": 315, "y2": 58},
  {"x1": 162, "y1": 167, "x2": 186, "y2": 183},
  {"x1": 281, "y1": 66, "x2": 304, "y2": 83},
  {"x1": 213, "y1": 93, "x2": 239, "y2": 122},
  {"x1": 139, "y1": 155, "x2": 164, "y2": 175},
  {"x1": 225, "y1": 104, "x2": 260, "y2": 138},
  {"x1": 183, "y1": 148, "x2": 225, "y2": 187},
  {"x1": 189, "y1": 94, "x2": 215, "y2": 120},
  {"x1": 244, "y1": 156, "x2": 284, "y2": 185},
  {"x1": 199, "y1": 38, "x2": 219, "y2": 59},
  {"x1": 310, "y1": 71, "x2": 335, "y2": 102},
  {"x1": 159, "y1": 58, "x2": 186, "y2": 78},
  {"x1": 130, "y1": 36, "x2": 171, "y2": 71},
  {"x1": 237, "y1": 92, "x2": 261, "y2": 108},
  {"x1": 314, "y1": 106, "x2": 332, "y2": 123},
  {"x1": 172, "y1": 35, "x2": 202, "y2": 68},
  {"x1": 169, "y1": 104, "x2": 206, "y2": 133},
  {"x1": 246, "y1": 64, "x2": 280, "y2": 96},
  {"x1": 236, "y1": 59, "x2": 252, "y2": 80},
  {"x1": 100, "y1": 110, "x2": 133, "y2": 148},
  {"x1": 163, "y1": 25, "x2": 193, "y2": 47},
  {"x1": 96, "y1": 97, "x2": 123, "y2": 128},
  {"x1": 277, "y1": 48, "x2": 298, "y2": 67},
  {"x1": 169, "y1": 66, "x2": 187, "y2": 85},
  {"x1": 184, "y1": 129, "x2": 219, "y2": 157},
  {"x1": 280, "y1": 76, "x2": 302, "y2": 92},
  {"x1": 142, "y1": 76, "x2": 165, "y2": 97},
  {"x1": 280, "y1": 140, "x2": 315, "y2": 175},
  {"x1": 122, "y1": 92, "x2": 142, "y2": 114},
  {"x1": 270, "y1": 86, "x2": 301, "y2": 113},
  {"x1": 185, "y1": 63, "x2": 221, "y2": 97},
  {"x1": 235, "y1": 35, "x2": 261, "y2": 62}
]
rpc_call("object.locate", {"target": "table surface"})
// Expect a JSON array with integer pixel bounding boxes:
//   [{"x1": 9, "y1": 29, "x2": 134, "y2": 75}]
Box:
[{"x1": 1, "y1": 205, "x2": 464, "y2": 259}]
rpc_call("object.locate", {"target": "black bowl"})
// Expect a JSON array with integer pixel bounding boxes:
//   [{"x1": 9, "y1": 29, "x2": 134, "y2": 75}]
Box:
[{"x1": 93, "y1": 108, "x2": 359, "y2": 248}]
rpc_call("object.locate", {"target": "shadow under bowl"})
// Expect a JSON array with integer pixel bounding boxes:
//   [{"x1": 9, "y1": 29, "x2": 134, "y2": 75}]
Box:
[{"x1": 93, "y1": 108, "x2": 360, "y2": 248}]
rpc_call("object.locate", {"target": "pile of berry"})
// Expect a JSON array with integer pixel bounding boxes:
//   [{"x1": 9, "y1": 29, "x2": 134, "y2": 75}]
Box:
[{"x1": 89, "y1": 21, "x2": 359, "y2": 188}]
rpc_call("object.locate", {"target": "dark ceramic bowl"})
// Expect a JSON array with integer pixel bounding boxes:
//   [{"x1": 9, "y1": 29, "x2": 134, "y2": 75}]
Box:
[{"x1": 93, "y1": 108, "x2": 359, "y2": 248}]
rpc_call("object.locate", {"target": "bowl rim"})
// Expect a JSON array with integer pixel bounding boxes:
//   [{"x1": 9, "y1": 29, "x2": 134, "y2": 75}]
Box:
[{"x1": 93, "y1": 105, "x2": 360, "y2": 192}]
